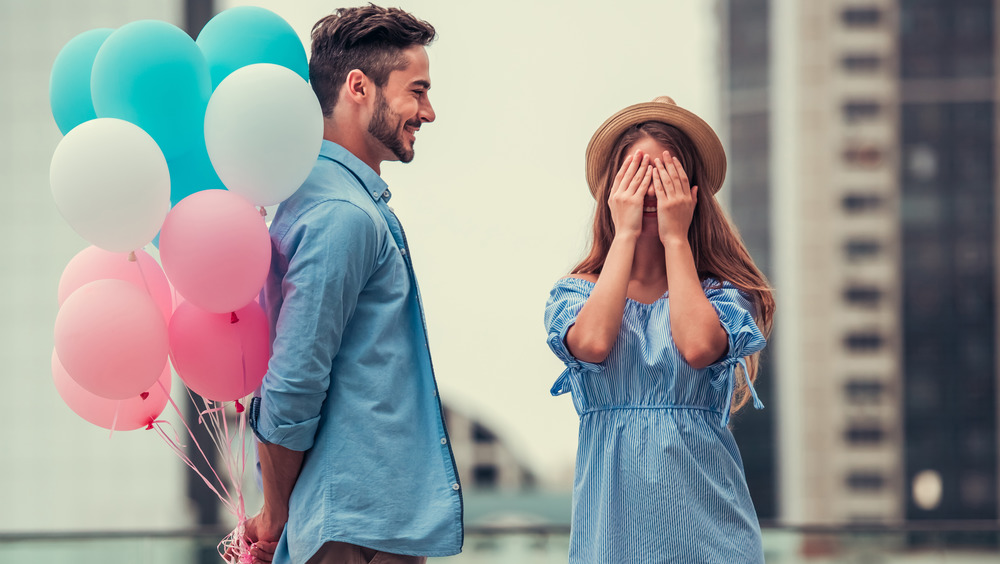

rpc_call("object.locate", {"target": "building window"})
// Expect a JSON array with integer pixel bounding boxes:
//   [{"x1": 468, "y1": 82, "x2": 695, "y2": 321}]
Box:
[
  {"x1": 843, "y1": 101, "x2": 882, "y2": 122},
  {"x1": 845, "y1": 379, "x2": 885, "y2": 403},
  {"x1": 847, "y1": 470, "x2": 887, "y2": 491},
  {"x1": 845, "y1": 422, "x2": 886, "y2": 444},
  {"x1": 843, "y1": 285, "x2": 883, "y2": 307},
  {"x1": 472, "y1": 464, "x2": 498, "y2": 488},
  {"x1": 843, "y1": 145, "x2": 884, "y2": 167},
  {"x1": 842, "y1": 193, "x2": 884, "y2": 213},
  {"x1": 472, "y1": 423, "x2": 496, "y2": 444},
  {"x1": 842, "y1": 54, "x2": 884, "y2": 72},
  {"x1": 845, "y1": 331, "x2": 885, "y2": 352},
  {"x1": 844, "y1": 239, "x2": 883, "y2": 260},
  {"x1": 842, "y1": 7, "x2": 882, "y2": 27}
]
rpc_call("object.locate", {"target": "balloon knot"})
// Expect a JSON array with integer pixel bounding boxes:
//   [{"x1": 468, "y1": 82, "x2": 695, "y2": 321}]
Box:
[
  {"x1": 231, "y1": 312, "x2": 240, "y2": 324},
  {"x1": 145, "y1": 419, "x2": 155, "y2": 430},
  {"x1": 140, "y1": 392, "x2": 149, "y2": 400},
  {"x1": 128, "y1": 251, "x2": 137, "y2": 262},
  {"x1": 235, "y1": 400, "x2": 245, "y2": 413},
  {"x1": 259, "y1": 207, "x2": 267, "y2": 217}
]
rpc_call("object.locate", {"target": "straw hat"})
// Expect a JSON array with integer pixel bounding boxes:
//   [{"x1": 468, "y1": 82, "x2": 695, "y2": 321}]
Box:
[{"x1": 585, "y1": 96, "x2": 727, "y2": 198}]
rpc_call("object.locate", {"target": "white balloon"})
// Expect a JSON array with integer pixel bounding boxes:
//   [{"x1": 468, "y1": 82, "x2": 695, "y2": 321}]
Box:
[
  {"x1": 50, "y1": 118, "x2": 171, "y2": 252},
  {"x1": 205, "y1": 63, "x2": 323, "y2": 206}
]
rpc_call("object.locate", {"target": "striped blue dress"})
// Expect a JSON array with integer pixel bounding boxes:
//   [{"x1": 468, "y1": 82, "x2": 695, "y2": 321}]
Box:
[{"x1": 544, "y1": 277, "x2": 767, "y2": 563}]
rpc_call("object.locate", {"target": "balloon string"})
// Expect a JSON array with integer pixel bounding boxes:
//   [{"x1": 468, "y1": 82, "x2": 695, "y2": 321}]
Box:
[
  {"x1": 199, "y1": 404, "x2": 227, "y2": 422},
  {"x1": 152, "y1": 422, "x2": 236, "y2": 515},
  {"x1": 150, "y1": 386, "x2": 254, "y2": 563},
  {"x1": 218, "y1": 521, "x2": 253, "y2": 563},
  {"x1": 190, "y1": 392, "x2": 231, "y2": 456},
  {"x1": 108, "y1": 401, "x2": 121, "y2": 439},
  {"x1": 146, "y1": 418, "x2": 184, "y2": 444},
  {"x1": 132, "y1": 253, "x2": 156, "y2": 304},
  {"x1": 158, "y1": 380, "x2": 234, "y2": 502},
  {"x1": 240, "y1": 341, "x2": 248, "y2": 408}
]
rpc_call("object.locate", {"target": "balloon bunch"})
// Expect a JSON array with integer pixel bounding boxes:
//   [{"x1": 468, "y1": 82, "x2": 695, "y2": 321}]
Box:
[{"x1": 48, "y1": 7, "x2": 322, "y2": 561}]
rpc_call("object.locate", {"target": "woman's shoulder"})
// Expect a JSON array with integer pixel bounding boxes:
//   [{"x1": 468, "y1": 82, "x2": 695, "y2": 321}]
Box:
[
  {"x1": 548, "y1": 273, "x2": 598, "y2": 297},
  {"x1": 561, "y1": 273, "x2": 599, "y2": 284}
]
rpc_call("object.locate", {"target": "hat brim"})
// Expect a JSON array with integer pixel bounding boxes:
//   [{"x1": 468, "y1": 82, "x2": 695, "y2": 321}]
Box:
[{"x1": 585, "y1": 101, "x2": 727, "y2": 198}]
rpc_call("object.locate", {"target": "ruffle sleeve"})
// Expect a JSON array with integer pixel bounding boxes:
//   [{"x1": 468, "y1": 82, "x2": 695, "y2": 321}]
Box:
[
  {"x1": 703, "y1": 279, "x2": 768, "y2": 426},
  {"x1": 544, "y1": 278, "x2": 603, "y2": 396}
]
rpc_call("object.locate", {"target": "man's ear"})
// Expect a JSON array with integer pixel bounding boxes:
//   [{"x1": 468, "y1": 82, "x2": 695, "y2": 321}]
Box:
[{"x1": 343, "y1": 69, "x2": 371, "y2": 105}]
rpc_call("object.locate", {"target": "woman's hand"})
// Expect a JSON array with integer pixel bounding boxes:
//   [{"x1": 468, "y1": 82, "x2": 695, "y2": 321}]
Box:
[
  {"x1": 653, "y1": 153, "x2": 698, "y2": 244},
  {"x1": 608, "y1": 150, "x2": 653, "y2": 239}
]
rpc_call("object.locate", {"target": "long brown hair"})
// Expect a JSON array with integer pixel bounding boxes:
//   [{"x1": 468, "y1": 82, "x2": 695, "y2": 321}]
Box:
[{"x1": 573, "y1": 121, "x2": 775, "y2": 416}]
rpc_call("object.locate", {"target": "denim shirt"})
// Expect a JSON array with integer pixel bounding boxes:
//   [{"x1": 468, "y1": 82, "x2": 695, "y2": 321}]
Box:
[{"x1": 249, "y1": 141, "x2": 463, "y2": 562}]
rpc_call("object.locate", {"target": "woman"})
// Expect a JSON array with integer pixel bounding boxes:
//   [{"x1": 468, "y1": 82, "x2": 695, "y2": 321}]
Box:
[{"x1": 544, "y1": 96, "x2": 775, "y2": 563}]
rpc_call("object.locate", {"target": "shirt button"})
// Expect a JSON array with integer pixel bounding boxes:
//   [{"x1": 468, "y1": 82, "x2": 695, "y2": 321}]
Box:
[
  {"x1": 400, "y1": 248, "x2": 407, "y2": 256},
  {"x1": 452, "y1": 483, "x2": 460, "y2": 491},
  {"x1": 440, "y1": 437, "x2": 447, "y2": 445}
]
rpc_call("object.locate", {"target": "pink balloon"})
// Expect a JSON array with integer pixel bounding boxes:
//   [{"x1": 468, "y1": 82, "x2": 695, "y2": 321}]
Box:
[
  {"x1": 54, "y1": 279, "x2": 169, "y2": 399},
  {"x1": 169, "y1": 300, "x2": 269, "y2": 401},
  {"x1": 58, "y1": 246, "x2": 173, "y2": 322},
  {"x1": 52, "y1": 349, "x2": 172, "y2": 431},
  {"x1": 159, "y1": 189, "x2": 270, "y2": 313}
]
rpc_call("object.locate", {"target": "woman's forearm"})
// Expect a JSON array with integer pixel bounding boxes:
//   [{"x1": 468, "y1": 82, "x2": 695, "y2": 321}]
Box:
[
  {"x1": 565, "y1": 233, "x2": 637, "y2": 363},
  {"x1": 663, "y1": 236, "x2": 728, "y2": 368}
]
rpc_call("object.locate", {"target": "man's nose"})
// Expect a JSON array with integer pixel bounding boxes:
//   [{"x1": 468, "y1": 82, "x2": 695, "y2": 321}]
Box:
[{"x1": 420, "y1": 97, "x2": 436, "y2": 123}]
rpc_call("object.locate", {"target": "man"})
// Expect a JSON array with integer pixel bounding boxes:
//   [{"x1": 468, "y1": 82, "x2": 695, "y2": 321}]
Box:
[{"x1": 243, "y1": 6, "x2": 462, "y2": 563}]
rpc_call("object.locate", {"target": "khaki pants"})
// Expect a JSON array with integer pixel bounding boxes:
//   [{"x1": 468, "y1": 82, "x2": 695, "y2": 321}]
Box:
[{"x1": 306, "y1": 541, "x2": 427, "y2": 564}]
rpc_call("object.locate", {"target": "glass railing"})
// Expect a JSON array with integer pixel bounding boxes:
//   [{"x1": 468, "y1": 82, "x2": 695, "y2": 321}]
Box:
[{"x1": 2, "y1": 523, "x2": 999, "y2": 563}]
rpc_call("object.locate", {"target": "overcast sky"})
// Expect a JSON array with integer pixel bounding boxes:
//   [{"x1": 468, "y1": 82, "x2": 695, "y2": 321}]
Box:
[{"x1": 224, "y1": 0, "x2": 721, "y2": 484}]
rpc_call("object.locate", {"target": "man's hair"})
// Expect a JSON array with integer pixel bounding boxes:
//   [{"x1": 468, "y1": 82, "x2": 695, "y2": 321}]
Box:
[{"x1": 310, "y1": 4, "x2": 436, "y2": 117}]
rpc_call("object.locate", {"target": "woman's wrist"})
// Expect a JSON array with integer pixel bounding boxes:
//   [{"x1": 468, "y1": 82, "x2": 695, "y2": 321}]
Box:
[
  {"x1": 613, "y1": 229, "x2": 640, "y2": 244},
  {"x1": 660, "y1": 232, "x2": 690, "y2": 249}
]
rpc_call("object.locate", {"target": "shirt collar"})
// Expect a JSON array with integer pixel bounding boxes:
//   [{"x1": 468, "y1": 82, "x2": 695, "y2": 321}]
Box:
[{"x1": 318, "y1": 140, "x2": 391, "y2": 203}]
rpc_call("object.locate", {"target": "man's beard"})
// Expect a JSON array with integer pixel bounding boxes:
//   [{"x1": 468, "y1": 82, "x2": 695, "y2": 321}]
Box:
[{"x1": 368, "y1": 90, "x2": 415, "y2": 163}]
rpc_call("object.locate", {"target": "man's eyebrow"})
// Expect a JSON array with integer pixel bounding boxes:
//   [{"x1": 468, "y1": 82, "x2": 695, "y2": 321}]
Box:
[{"x1": 412, "y1": 80, "x2": 431, "y2": 90}]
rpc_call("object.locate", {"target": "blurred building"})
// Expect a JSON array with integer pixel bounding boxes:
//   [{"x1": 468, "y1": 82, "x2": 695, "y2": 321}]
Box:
[
  {"x1": 722, "y1": 0, "x2": 998, "y2": 525},
  {"x1": 444, "y1": 405, "x2": 574, "y2": 529},
  {"x1": 444, "y1": 405, "x2": 537, "y2": 492}
]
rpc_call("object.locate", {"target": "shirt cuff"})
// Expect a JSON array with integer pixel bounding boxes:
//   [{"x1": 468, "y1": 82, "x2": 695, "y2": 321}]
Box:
[{"x1": 247, "y1": 396, "x2": 320, "y2": 451}]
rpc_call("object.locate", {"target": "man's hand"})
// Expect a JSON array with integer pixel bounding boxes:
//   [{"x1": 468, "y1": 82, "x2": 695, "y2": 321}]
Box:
[{"x1": 240, "y1": 510, "x2": 284, "y2": 563}]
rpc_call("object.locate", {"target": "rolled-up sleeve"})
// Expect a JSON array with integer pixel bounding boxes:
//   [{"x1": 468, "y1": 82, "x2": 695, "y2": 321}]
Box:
[
  {"x1": 252, "y1": 201, "x2": 378, "y2": 451},
  {"x1": 544, "y1": 279, "x2": 602, "y2": 396}
]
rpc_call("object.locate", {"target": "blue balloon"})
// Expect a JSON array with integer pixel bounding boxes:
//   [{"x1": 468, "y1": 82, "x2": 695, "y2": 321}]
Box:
[
  {"x1": 168, "y1": 138, "x2": 226, "y2": 207},
  {"x1": 49, "y1": 28, "x2": 114, "y2": 135},
  {"x1": 196, "y1": 6, "x2": 309, "y2": 89},
  {"x1": 91, "y1": 20, "x2": 211, "y2": 160}
]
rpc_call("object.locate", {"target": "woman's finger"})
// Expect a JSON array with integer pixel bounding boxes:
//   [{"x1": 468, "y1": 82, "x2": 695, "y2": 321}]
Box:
[
  {"x1": 653, "y1": 158, "x2": 670, "y2": 197},
  {"x1": 611, "y1": 153, "x2": 634, "y2": 196},
  {"x1": 624, "y1": 151, "x2": 644, "y2": 187},
  {"x1": 636, "y1": 165, "x2": 654, "y2": 198},
  {"x1": 626, "y1": 154, "x2": 650, "y2": 195},
  {"x1": 665, "y1": 158, "x2": 683, "y2": 196},
  {"x1": 671, "y1": 156, "x2": 690, "y2": 189},
  {"x1": 652, "y1": 162, "x2": 665, "y2": 198}
]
